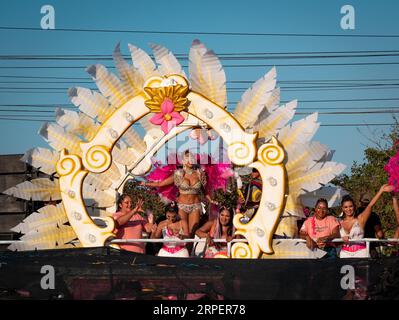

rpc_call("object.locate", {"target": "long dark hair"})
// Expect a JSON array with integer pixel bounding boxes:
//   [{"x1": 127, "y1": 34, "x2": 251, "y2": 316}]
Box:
[
  {"x1": 164, "y1": 201, "x2": 178, "y2": 215},
  {"x1": 341, "y1": 195, "x2": 355, "y2": 206},
  {"x1": 341, "y1": 195, "x2": 356, "y2": 216},
  {"x1": 116, "y1": 193, "x2": 131, "y2": 211},
  {"x1": 214, "y1": 206, "x2": 234, "y2": 239}
]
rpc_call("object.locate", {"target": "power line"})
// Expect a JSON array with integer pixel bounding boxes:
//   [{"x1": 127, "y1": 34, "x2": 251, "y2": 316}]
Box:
[
  {"x1": 4, "y1": 83, "x2": 399, "y2": 89},
  {"x1": 0, "y1": 75, "x2": 89, "y2": 80},
  {"x1": 3, "y1": 83, "x2": 399, "y2": 91},
  {"x1": 2, "y1": 62, "x2": 399, "y2": 69},
  {"x1": 232, "y1": 79, "x2": 399, "y2": 84},
  {"x1": 2, "y1": 75, "x2": 399, "y2": 84},
  {"x1": 2, "y1": 50, "x2": 399, "y2": 57},
  {"x1": 286, "y1": 98, "x2": 399, "y2": 103},
  {"x1": 320, "y1": 123, "x2": 395, "y2": 127},
  {"x1": 0, "y1": 87, "x2": 96, "y2": 90},
  {"x1": 2, "y1": 52, "x2": 399, "y2": 61},
  {"x1": 0, "y1": 110, "x2": 57, "y2": 113},
  {"x1": 0, "y1": 91, "x2": 66, "y2": 94},
  {"x1": 0, "y1": 104, "x2": 72, "y2": 107},
  {"x1": 4, "y1": 76, "x2": 399, "y2": 87},
  {"x1": 297, "y1": 110, "x2": 399, "y2": 115},
  {"x1": 0, "y1": 117, "x2": 53, "y2": 122},
  {"x1": 2, "y1": 26, "x2": 399, "y2": 38},
  {"x1": 2, "y1": 98, "x2": 399, "y2": 108},
  {"x1": 0, "y1": 117, "x2": 394, "y2": 128}
]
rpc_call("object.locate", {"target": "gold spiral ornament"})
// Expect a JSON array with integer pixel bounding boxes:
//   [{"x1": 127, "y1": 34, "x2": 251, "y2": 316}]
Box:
[
  {"x1": 56, "y1": 151, "x2": 80, "y2": 177},
  {"x1": 227, "y1": 142, "x2": 254, "y2": 166},
  {"x1": 231, "y1": 242, "x2": 253, "y2": 259},
  {"x1": 258, "y1": 139, "x2": 284, "y2": 165},
  {"x1": 84, "y1": 145, "x2": 112, "y2": 173}
]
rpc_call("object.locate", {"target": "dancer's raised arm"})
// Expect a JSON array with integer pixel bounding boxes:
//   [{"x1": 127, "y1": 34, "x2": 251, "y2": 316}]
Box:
[
  {"x1": 141, "y1": 175, "x2": 174, "y2": 188},
  {"x1": 115, "y1": 198, "x2": 144, "y2": 227},
  {"x1": 358, "y1": 184, "x2": 395, "y2": 228}
]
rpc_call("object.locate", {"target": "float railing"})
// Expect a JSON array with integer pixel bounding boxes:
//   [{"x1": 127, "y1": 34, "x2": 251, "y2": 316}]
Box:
[{"x1": 1, "y1": 238, "x2": 398, "y2": 258}]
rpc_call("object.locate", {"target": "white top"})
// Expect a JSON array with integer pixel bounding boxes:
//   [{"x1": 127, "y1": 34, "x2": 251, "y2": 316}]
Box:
[{"x1": 340, "y1": 219, "x2": 364, "y2": 240}]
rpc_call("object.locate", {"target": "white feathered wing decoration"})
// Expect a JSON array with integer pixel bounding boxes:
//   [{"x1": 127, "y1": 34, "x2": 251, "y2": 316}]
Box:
[
  {"x1": 233, "y1": 68, "x2": 346, "y2": 237},
  {"x1": 3, "y1": 41, "x2": 345, "y2": 251}
]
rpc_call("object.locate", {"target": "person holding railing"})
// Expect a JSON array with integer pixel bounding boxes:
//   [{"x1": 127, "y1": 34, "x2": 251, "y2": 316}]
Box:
[
  {"x1": 299, "y1": 198, "x2": 340, "y2": 258},
  {"x1": 339, "y1": 184, "x2": 394, "y2": 258},
  {"x1": 112, "y1": 194, "x2": 155, "y2": 253},
  {"x1": 151, "y1": 202, "x2": 190, "y2": 257},
  {"x1": 195, "y1": 206, "x2": 234, "y2": 258}
]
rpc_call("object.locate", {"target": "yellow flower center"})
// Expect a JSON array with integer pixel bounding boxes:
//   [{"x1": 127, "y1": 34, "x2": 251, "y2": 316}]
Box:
[{"x1": 164, "y1": 114, "x2": 172, "y2": 121}]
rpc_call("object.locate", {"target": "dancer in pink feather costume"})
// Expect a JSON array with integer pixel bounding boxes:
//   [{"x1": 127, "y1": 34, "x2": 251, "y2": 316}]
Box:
[{"x1": 141, "y1": 150, "x2": 234, "y2": 237}]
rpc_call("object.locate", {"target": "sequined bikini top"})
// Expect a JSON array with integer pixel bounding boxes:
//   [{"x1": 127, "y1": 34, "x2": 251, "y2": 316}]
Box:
[{"x1": 174, "y1": 169, "x2": 206, "y2": 195}]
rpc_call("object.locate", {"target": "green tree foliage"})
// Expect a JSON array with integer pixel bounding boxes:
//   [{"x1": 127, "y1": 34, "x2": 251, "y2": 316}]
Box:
[
  {"x1": 332, "y1": 120, "x2": 399, "y2": 236},
  {"x1": 123, "y1": 179, "x2": 166, "y2": 219}
]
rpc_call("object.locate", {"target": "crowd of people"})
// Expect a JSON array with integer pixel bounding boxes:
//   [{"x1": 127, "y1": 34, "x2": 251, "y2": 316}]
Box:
[
  {"x1": 299, "y1": 184, "x2": 399, "y2": 258},
  {"x1": 111, "y1": 150, "x2": 399, "y2": 259}
]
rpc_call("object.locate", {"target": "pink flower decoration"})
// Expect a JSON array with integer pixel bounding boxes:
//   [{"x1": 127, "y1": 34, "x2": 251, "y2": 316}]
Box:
[{"x1": 149, "y1": 98, "x2": 185, "y2": 134}]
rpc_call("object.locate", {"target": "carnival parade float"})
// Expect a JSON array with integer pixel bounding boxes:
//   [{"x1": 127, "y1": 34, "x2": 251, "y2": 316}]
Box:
[{"x1": 1, "y1": 41, "x2": 398, "y2": 300}]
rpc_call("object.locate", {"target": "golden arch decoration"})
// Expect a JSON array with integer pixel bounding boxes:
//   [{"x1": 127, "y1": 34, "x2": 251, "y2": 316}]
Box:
[{"x1": 56, "y1": 74, "x2": 287, "y2": 258}]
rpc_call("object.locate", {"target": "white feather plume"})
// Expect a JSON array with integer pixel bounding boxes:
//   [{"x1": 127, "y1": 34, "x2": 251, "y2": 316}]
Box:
[
  {"x1": 39, "y1": 122, "x2": 82, "y2": 155},
  {"x1": 300, "y1": 185, "x2": 349, "y2": 208},
  {"x1": 255, "y1": 100, "x2": 297, "y2": 139},
  {"x1": 113, "y1": 43, "x2": 144, "y2": 96},
  {"x1": 20, "y1": 147, "x2": 59, "y2": 176},
  {"x1": 68, "y1": 87, "x2": 116, "y2": 123},
  {"x1": 284, "y1": 195, "x2": 305, "y2": 218},
  {"x1": 83, "y1": 183, "x2": 116, "y2": 208},
  {"x1": 11, "y1": 204, "x2": 68, "y2": 234},
  {"x1": 3, "y1": 178, "x2": 61, "y2": 201},
  {"x1": 121, "y1": 127, "x2": 147, "y2": 154},
  {"x1": 189, "y1": 39, "x2": 227, "y2": 107},
  {"x1": 234, "y1": 67, "x2": 276, "y2": 128},
  {"x1": 55, "y1": 108, "x2": 100, "y2": 141},
  {"x1": 277, "y1": 112, "x2": 319, "y2": 154},
  {"x1": 13, "y1": 224, "x2": 77, "y2": 251},
  {"x1": 128, "y1": 44, "x2": 159, "y2": 80},
  {"x1": 286, "y1": 141, "x2": 329, "y2": 174},
  {"x1": 85, "y1": 172, "x2": 113, "y2": 190},
  {"x1": 112, "y1": 141, "x2": 138, "y2": 167},
  {"x1": 253, "y1": 87, "x2": 281, "y2": 126},
  {"x1": 86, "y1": 64, "x2": 131, "y2": 109},
  {"x1": 289, "y1": 162, "x2": 346, "y2": 195},
  {"x1": 150, "y1": 43, "x2": 186, "y2": 77}
]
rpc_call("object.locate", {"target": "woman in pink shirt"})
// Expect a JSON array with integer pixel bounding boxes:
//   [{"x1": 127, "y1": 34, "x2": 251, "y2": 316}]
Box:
[
  {"x1": 113, "y1": 194, "x2": 155, "y2": 253},
  {"x1": 300, "y1": 198, "x2": 340, "y2": 257}
]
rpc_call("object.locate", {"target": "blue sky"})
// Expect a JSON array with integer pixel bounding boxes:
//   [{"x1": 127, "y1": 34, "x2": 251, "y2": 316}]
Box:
[{"x1": 1, "y1": 0, "x2": 399, "y2": 173}]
